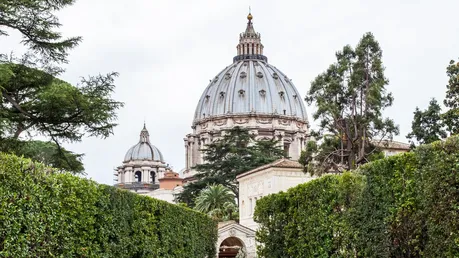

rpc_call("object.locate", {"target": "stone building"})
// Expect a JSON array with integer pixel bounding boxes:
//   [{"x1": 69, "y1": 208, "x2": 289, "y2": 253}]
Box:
[
  {"x1": 214, "y1": 158, "x2": 313, "y2": 257},
  {"x1": 183, "y1": 11, "x2": 309, "y2": 180},
  {"x1": 236, "y1": 158, "x2": 316, "y2": 231},
  {"x1": 373, "y1": 139, "x2": 411, "y2": 157}
]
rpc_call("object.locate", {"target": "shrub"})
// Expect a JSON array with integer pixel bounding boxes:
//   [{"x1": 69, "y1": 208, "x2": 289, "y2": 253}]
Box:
[
  {"x1": 255, "y1": 172, "x2": 363, "y2": 257},
  {"x1": 255, "y1": 136, "x2": 459, "y2": 257},
  {"x1": 0, "y1": 153, "x2": 217, "y2": 257}
]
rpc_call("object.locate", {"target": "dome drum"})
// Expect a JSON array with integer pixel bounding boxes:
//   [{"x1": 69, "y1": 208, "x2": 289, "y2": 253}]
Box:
[{"x1": 193, "y1": 112, "x2": 309, "y2": 128}]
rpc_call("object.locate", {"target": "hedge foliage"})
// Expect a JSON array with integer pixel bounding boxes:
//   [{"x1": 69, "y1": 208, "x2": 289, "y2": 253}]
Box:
[
  {"x1": 254, "y1": 136, "x2": 459, "y2": 257},
  {"x1": 0, "y1": 153, "x2": 217, "y2": 257}
]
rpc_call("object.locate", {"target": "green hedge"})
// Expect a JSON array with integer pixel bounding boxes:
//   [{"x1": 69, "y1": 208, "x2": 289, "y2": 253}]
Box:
[
  {"x1": 255, "y1": 136, "x2": 459, "y2": 257},
  {"x1": 0, "y1": 153, "x2": 217, "y2": 257}
]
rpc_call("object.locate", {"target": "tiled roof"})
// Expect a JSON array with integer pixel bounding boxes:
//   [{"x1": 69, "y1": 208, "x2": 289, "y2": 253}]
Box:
[
  {"x1": 236, "y1": 158, "x2": 302, "y2": 179},
  {"x1": 372, "y1": 140, "x2": 411, "y2": 150}
]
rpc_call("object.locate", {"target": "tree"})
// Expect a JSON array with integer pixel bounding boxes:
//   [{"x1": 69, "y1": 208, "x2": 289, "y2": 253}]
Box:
[
  {"x1": 0, "y1": 63, "x2": 122, "y2": 173},
  {"x1": 1, "y1": 63, "x2": 122, "y2": 142},
  {"x1": 442, "y1": 58, "x2": 459, "y2": 134},
  {"x1": 195, "y1": 184, "x2": 238, "y2": 221},
  {"x1": 0, "y1": 1, "x2": 123, "y2": 174},
  {"x1": 175, "y1": 127, "x2": 285, "y2": 206},
  {"x1": 406, "y1": 57, "x2": 459, "y2": 146},
  {"x1": 407, "y1": 98, "x2": 447, "y2": 145},
  {"x1": 303, "y1": 32, "x2": 398, "y2": 175},
  {"x1": 0, "y1": 138, "x2": 84, "y2": 173},
  {"x1": 0, "y1": 0, "x2": 81, "y2": 63}
]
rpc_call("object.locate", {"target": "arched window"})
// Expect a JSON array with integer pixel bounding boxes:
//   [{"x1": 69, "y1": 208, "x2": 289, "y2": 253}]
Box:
[
  {"x1": 284, "y1": 143, "x2": 290, "y2": 157},
  {"x1": 134, "y1": 171, "x2": 142, "y2": 182}
]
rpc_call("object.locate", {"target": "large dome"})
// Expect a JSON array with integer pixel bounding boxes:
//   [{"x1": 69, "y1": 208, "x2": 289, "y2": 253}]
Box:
[
  {"x1": 193, "y1": 60, "x2": 308, "y2": 124},
  {"x1": 124, "y1": 125, "x2": 164, "y2": 162},
  {"x1": 184, "y1": 12, "x2": 310, "y2": 176}
]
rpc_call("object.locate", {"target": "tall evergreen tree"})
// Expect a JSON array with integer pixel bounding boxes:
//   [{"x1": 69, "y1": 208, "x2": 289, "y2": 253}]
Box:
[
  {"x1": 303, "y1": 32, "x2": 398, "y2": 175},
  {"x1": 406, "y1": 57, "x2": 459, "y2": 146},
  {"x1": 0, "y1": 0, "x2": 123, "y2": 173},
  {"x1": 407, "y1": 98, "x2": 447, "y2": 145},
  {"x1": 442, "y1": 58, "x2": 459, "y2": 134},
  {"x1": 0, "y1": 0, "x2": 81, "y2": 63},
  {"x1": 176, "y1": 127, "x2": 285, "y2": 207}
]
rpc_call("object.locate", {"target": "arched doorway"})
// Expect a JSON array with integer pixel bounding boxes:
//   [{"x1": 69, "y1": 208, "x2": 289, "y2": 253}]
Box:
[{"x1": 218, "y1": 237, "x2": 245, "y2": 258}]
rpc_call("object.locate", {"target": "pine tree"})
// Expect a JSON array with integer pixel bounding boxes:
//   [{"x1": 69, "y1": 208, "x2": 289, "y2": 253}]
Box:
[
  {"x1": 0, "y1": 0, "x2": 81, "y2": 63},
  {"x1": 176, "y1": 127, "x2": 285, "y2": 206},
  {"x1": 0, "y1": 0, "x2": 123, "y2": 173},
  {"x1": 406, "y1": 58, "x2": 459, "y2": 146},
  {"x1": 442, "y1": 58, "x2": 459, "y2": 134},
  {"x1": 407, "y1": 99, "x2": 447, "y2": 145}
]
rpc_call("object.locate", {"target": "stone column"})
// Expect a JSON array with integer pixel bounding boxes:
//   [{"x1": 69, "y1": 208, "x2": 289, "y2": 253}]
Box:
[
  {"x1": 200, "y1": 137, "x2": 206, "y2": 164},
  {"x1": 185, "y1": 143, "x2": 189, "y2": 169},
  {"x1": 142, "y1": 167, "x2": 149, "y2": 182},
  {"x1": 116, "y1": 169, "x2": 121, "y2": 183},
  {"x1": 199, "y1": 139, "x2": 204, "y2": 164},
  {"x1": 125, "y1": 168, "x2": 132, "y2": 183},
  {"x1": 188, "y1": 136, "x2": 194, "y2": 168},
  {"x1": 274, "y1": 131, "x2": 285, "y2": 149},
  {"x1": 289, "y1": 133, "x2": 300, "y2": 160}
]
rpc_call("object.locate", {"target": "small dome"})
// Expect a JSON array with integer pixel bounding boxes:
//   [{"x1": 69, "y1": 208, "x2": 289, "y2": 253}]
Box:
[{"x1": 124, "y1": 125, "x2": 165, "y2": 162}]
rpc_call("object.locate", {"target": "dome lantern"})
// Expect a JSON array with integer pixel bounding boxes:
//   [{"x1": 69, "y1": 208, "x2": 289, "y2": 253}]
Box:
[
  {"x1": 234, "y1": 11, "x2": 267, "y2": 63},
  {"x1": 139, "y1": 122, "x2": 150, "y2": 143}
]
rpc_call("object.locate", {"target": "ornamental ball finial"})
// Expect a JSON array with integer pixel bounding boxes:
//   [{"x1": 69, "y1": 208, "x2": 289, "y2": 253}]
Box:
[{"x1": 247, "y1": 12, "x2": 253, "y2": 21}]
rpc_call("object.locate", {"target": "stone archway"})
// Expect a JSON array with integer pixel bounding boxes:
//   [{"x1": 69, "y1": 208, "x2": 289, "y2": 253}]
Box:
[
  {"x1": 217, "y1": 221, "x2": 256, "y2": 258},
  {"x1": 218, "y1": 237, "x2": 245, "y2": 258}
]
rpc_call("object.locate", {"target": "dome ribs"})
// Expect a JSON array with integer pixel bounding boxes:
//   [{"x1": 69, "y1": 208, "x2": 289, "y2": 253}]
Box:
[
  {"x1": 193, "y1": 60, "x2": 308, "y2": 123},
  {"x1": 124, "y1": 126, "x2": 165, "y2": 162},
  {"x1": 255, "y1": 60, "x2": 272, "y2": 115}
]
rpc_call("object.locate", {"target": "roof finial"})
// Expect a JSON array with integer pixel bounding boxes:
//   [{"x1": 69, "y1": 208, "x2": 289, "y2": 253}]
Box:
[{"x1": 247, "y1": 6, "x2": 253, "y2": 21}]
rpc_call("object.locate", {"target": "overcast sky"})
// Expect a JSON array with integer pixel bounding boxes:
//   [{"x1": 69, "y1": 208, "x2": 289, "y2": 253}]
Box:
[{"x1": 2, "y1": 0, "x2": 458, "y2": 185}]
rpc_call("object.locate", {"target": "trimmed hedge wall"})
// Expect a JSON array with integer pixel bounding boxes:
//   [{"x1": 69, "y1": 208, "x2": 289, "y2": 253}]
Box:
[
  {"x1": 0, "y1": 153, "x2": 217, "y2": 257},
  {"x1": 255, "y1": 136, "x2": 459, "y2": 257}
]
